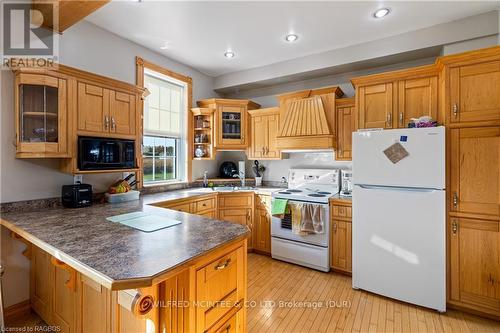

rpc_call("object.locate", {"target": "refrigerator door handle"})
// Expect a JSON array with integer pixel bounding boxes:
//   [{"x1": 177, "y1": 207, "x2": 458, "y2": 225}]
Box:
[{"x1": 356, "y1": 184, "x2": 441, "y2": 192}]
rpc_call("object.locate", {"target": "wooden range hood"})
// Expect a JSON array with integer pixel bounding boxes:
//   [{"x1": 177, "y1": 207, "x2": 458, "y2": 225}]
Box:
[{"x1": 276, "y1": 87, "x2": 344, "y2": 150}]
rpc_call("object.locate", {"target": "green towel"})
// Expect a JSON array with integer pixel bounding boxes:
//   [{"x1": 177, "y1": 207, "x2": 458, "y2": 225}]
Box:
[{"x1": 271, "y1": 198, "x2": 288, "y2": 215}]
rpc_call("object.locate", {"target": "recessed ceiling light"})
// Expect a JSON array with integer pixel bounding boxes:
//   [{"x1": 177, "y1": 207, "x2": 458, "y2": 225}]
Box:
[
  {"x1": 224, "y1": 51, "x2": 235, "y2": 58},
  {"x1": 373, "y1": 8, "x2": 390, "y2": 18},
  {"x1": 285, "y1": 34, "x2": 298, "y2": 42}
]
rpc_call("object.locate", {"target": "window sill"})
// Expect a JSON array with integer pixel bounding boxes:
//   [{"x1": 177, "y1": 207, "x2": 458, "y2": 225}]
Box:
[{"x1": 142, "y1": 180, "x2": 189, "y2": 189}]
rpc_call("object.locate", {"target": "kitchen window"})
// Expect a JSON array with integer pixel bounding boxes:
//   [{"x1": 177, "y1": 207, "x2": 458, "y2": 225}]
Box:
[{"x1": 142, "y1": 69, "x2": 187, "y2": 184}]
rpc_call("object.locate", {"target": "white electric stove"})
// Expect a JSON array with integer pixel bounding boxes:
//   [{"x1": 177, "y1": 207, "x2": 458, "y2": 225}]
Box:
[{"x1": 271, "y1": 169, "x2": 340, "y2": 272}]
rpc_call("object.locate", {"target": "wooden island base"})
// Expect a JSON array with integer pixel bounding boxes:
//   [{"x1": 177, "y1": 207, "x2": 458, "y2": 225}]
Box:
[{"x1": 24, "y1": 238, "x2": 247, "y2": 333}]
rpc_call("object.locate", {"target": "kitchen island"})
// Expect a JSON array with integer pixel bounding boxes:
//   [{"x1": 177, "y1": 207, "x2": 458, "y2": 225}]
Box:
[{"x1": 1, "y1": 191, "x2": 251, "y2": 333}]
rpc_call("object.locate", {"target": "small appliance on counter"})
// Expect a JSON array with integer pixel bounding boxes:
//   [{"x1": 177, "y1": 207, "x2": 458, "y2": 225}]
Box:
[
  {"x1": 340, "y1": 169, "x2": 353, "y2": 197},
  {"x1": 219, "y1": 161, "x2": 238, "y2": 178},
  {"x1": 62, "y1": 183, "x2": 93, "y2": 208}
]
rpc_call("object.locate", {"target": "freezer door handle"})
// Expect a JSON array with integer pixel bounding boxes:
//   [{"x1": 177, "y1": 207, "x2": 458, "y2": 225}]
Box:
[{"x1": 356, "y1": 184, "x2": 440, "y2": 192}]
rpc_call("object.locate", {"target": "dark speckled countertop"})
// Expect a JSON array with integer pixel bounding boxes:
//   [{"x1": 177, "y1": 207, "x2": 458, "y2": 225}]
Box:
[{"x1": 1, "y1": 188, "x2": 278, "y2": 290}]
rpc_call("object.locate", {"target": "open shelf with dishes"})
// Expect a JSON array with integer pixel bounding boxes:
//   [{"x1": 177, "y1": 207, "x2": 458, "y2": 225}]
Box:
[{"x1": 191, "y1": 107, "x2": 215, "y2": 160}]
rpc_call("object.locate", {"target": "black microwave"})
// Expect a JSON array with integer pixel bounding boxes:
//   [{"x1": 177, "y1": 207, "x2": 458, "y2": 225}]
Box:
[{"x1": 78, "y1": 137, "x2": 136, "y2": 171}]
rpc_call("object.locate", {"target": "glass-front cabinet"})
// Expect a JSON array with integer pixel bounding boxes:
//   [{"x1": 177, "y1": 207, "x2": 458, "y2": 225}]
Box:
[
  {"x1": 195, "y1": 99, "x2": 260, "y2": 150},
  {"x1": 219, "y1": 105, "x2": 245, "y2": 145},
  {"x1": 15, "y1": 71, "x2": 69, "y2": 158}
]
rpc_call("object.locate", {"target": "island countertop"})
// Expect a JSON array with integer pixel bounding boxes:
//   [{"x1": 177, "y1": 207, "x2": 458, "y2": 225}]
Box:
[{"x1": 0, "y1": 190, "x2": 252, "y2": 290}]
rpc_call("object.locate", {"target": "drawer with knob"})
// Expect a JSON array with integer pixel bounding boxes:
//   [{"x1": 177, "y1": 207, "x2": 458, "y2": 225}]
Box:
[
  {"x1": 195, "y1": 197, "x2": 216, "y2": 213},
  {"x1": 331, "y1": 204, "x2": 352, "y2": 219},
  {"x1": 196, "y1": 246, "x2": 245, "y2": 332}
]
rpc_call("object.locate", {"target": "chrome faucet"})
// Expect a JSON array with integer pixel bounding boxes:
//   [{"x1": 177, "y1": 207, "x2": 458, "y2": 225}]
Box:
[{"x1": 233, "y1": 171, "x2": 245, "y2": 187}]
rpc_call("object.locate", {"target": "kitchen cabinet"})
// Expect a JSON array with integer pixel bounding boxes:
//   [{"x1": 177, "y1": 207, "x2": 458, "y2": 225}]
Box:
[
  {"x1": 30, "y1": 245, "x2": 54, "y2": 324},
  {"x1": 398, "y1": 76, "x2": 438, "y2": 127},
  {"x1": 335, "y1": 98, "x2": 355, "y2": 161},
  {"x1": 248, "y1": 107, "x2": 281, "y2": 160},
  {"x1": 77, "y1": 82, "x2": 137, "y2": 137},
  {"x1": 449, "y1": 217, "x2": 500, "y2": 316},
  {"x1": 51, "y1": 259, "x2": 77, "y2": 333},
  {"x1": 356, "y1": 82, "x2": 395, "y2": 129},
  {"x1": 254, "y1": 194, "x2": 271, "y2": 254},
  {"x1": 449, "y1": 127, "x2": 500, "y2": 220},
  {"x1": 109, "y1": 90, "x2": 136, "y2": 136},
  {"x1": 197, "y1": 99, "x2": 260, "y2": 150},
  {"x1": 352, "y1": 65, "x2": 440, "y2": 129},
  {"x1": 448, "y1": 61, "x2": 500, "y2": 124},
  {"x1": 195, "y1": 246, "x2": 245, "y2": 333},
  {"x1": 77, "y1": 82, "x2": 109, "y2": 133},
  {"x1": 191, "y1": 107, "x2": 216, "y2": 160},
  {"x1": 153, "y1": 194, "x2": 217, "y2": 217},
  {"x1": 218, "y1": 193, "x2": 254, "y2": 250},
  {"x1": 330, "y1": 200, "x2": 352, "y2": 274},
  {"x1": 14, "y1": 71, "x2": 70, "y2": 158}
]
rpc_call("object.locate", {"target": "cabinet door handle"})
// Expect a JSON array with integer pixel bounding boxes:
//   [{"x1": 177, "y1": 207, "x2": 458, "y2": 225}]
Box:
[
  {"x1": 452, "y1": 104, "x2": 459, "y2": 118},
  {"x1": 386, "y1": 113, "x2": 392, "y2": 127},
  {"x1": 453, "y1": 192, "x2": 458, "y2": 208},
  {"x1": 111, "y1": 117, "x2": 116, "y2": 130},
  {"x1": 265, "y1": 147, "x2": 269, "y2": 155},
  {"x1": 262, "y1": 147, "x2": 265, "y2": 155},
  {"x1": 451, "y1": 220, "x2": 458, "y2": 235},
  {"x1": 333, "y1": 223, "x2": 337, "y2": 232},
  {"x1": 104, "y1": 116, "x2": 110, "y2": 129},
  {"x1": 399, "y1": 112, "x2": 404, "y2": 126},
  {"x1": 215, "y1": 258, "x2": 231, "y2": 270}
]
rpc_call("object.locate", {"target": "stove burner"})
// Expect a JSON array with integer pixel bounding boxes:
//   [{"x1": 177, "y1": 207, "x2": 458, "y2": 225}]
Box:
[
  {"x1": 317, "y1": 191, "x2": 331, "y2": 195},
  {"x1": 279, "y1": 191, "x2": 292, "y2": 195},
  {"x1": 287, "y1": 189, "x2": 303, "y2": 193},
  {"x1": 308, "y1": 194, "x2": 326, "y2": 197}
]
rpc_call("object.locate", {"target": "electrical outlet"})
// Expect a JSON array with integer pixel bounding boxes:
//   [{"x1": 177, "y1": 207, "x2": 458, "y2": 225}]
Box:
[{"x1": 73, "y1": 175, "x2": 83, "y2": 184}]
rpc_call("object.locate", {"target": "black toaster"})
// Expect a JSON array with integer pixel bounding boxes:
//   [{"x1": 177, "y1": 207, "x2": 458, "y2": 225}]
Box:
[{"x1": 62, "y1": 183, "x2": 93, "y2": 208}]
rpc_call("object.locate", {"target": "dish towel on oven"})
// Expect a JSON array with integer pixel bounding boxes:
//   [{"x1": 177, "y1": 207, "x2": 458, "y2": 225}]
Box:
[
  {"x1": 290, "y1": 202, "x2": 307, "y2": 236},
  {"x1": 299, "y1": 203, "x2": 324, "y2": 234}
]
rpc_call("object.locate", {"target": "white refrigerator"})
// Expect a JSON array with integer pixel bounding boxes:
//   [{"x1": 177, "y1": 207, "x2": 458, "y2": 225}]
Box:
[{"x1": 352, "y1": 127, "x2": 446, "y2": 312}]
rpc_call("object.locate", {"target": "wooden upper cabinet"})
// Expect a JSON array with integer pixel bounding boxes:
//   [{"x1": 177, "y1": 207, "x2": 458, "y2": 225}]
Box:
[
  {"x1": 353, "y1": 64, "x2": 440, "y2": 130},
  {"x1": 449, "y1": 61, "x2": 500, "y2": 124},
  {"x1": 109, "y1": 91, "x2": 136, "y2": 136},
  {"x1": 249, "y1": 114, "x2": 266, "y2": 159},
  {"x1": 15, "y1": 71, "x2": 70, "y2": 158},
  {"x1": 197, "y1": 99, "x2": 260, "y2": 150},
  {"x1": 398, "y1": 76, "x2": 438, "y2": 127},
  {"x1": 335, "y1": 98, "x2": 355, "y2": 161},
  {"x1": 77, "y1": 82, "x2": 137, "y2": 138},
  {"x1": 248, "y1": 107, "x2": 281, "y2": 160},
  {"x1": 449, "y1": 217, "x2": 500, "y2": 314},
  {"x1": 77, "y1": 82, "x2": 109, "y2": 133},
  {"x1": 357, "y1": 82, "x2": 395, "y2": 129},
  {"x1": 450, "y1": 127, "x2": 500, "y2": 219}
]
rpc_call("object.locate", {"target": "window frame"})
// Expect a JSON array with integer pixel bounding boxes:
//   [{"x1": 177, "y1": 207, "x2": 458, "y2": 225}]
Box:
[{"x1": 136, "y1": 57, "x2": 193, "y2": 188}]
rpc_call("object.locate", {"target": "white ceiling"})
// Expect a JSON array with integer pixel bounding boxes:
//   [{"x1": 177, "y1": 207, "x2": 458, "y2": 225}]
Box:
[{"x1": 86, "y1": 1, "x2": 500, "y2": 77}]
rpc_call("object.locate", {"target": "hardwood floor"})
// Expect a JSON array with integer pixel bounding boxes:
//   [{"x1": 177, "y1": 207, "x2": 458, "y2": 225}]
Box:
[
  {"x1": 7, "y1": 253, "x2": 499, "y2": 332},
  {"x1": 247, "y1": 253, "x2": 500, "y2": 333}
]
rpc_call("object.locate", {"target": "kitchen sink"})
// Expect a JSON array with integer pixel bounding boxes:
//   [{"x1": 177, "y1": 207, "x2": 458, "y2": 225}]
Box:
[{"x1": 209, "y1": 186, "x2": 255, "y2": 192}]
